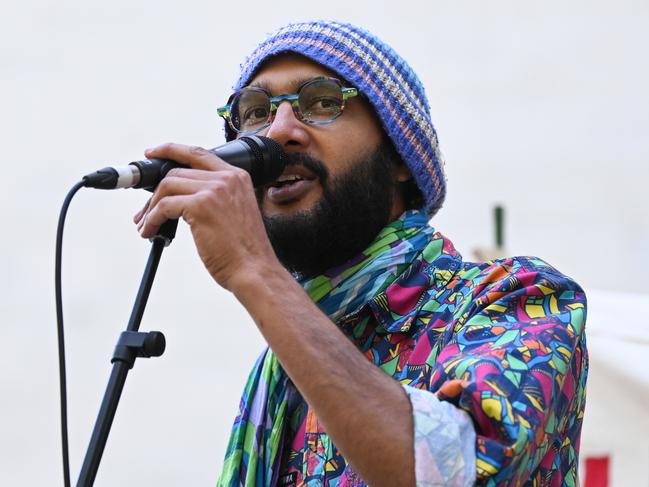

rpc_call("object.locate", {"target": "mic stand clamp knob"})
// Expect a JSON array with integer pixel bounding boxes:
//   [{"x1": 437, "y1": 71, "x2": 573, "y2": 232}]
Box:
[{"x1": 111, "y1": 331, "x2": 166, "y2": 369}]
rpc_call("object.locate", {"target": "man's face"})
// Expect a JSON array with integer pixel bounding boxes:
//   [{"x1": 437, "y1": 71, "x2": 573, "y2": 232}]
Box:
[
  {"x1": 247, "y1": 54, "x2": 405, "y2": 216},
  {"x1": 243, "y1": 54, "x2": 409, "y2": 277}
]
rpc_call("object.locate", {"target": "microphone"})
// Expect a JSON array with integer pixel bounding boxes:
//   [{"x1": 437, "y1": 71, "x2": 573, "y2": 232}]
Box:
[{"x1": 82, "y1": 135, "x2": 287, "y2": 190}]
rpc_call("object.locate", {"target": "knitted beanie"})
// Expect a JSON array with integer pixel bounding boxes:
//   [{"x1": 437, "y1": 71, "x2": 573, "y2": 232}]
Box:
[{"x1": 227, "y1": 20, "x2": 446, "y2": 215}]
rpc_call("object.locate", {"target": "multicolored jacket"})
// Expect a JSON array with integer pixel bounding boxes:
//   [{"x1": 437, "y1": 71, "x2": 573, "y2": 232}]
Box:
[{"x1": 277, "y1": 231, "x2": 587, "y2": 486}]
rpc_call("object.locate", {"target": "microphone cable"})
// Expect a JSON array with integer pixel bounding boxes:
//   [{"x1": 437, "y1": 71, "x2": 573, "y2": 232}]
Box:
[{"x1": 55, "y1": 180, "x2": 85, "y2": 487}]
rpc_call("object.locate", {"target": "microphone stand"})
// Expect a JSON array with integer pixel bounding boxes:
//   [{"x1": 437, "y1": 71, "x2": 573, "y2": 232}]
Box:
[{"x1": 76, "y1": 219, "x2": 178, "y2": 487}]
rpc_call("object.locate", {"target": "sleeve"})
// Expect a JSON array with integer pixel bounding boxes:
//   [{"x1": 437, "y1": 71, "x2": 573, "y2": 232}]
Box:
[
  {"x1": 427, "y1": 258, "x2": 588, "y2": 486},
  {"x1": 403, "y1": 385, "x2": 476, "y2": 487}
]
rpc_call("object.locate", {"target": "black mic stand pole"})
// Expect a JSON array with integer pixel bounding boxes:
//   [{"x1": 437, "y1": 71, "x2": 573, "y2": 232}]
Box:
[{"x1": 76, "y1": 219, "x2": 178, "y2": 487}]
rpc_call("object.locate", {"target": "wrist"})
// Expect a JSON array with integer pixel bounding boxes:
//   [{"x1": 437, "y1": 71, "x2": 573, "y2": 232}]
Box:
[{"x1": 226, "y1": 257, "x2": 294, "y2": 302}]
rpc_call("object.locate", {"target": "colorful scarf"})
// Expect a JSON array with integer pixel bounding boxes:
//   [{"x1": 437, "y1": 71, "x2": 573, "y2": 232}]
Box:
[{"x1": 217, "y1": 210, "x2": 434, "y2": 487}]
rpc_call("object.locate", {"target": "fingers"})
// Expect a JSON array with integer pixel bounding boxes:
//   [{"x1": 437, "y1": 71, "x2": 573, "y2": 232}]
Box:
[
  {"x1": 145, "y1": 143, "x2": 230, "y2": 171},
  {"x1": 139, "y1": 194, "x2": 194, "y2": 238},
  {"x1": 137, "y1": 169, "x2": 254, "y2": 238},
  {"x1": 133, "y1": 199, "x2": 150, "y2": 224},
  {"x1": 148, "y1": 170, "x2": 251, "y2": 210},
  {"x1": 135, "y1": 142, "x2": 256, "y2": 240},
  {"x1": 133, "y1": 171, "x2": 218, "y2": 225},
  {"x1": 138, "y1": 177, "x2": 216, "y2": 237},
  {"x1": 164, "y1": 167, "x2": 236, "y2": 181}
]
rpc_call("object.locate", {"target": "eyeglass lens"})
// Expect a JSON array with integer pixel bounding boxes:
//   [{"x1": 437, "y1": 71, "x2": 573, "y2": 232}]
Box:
[{"x1": 231, "y1": 78, "x2": 345, "y2": 133}]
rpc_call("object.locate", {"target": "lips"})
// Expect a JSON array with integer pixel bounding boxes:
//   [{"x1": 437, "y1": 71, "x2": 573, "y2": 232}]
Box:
[{"x1": 266, "y1": 165, "x2": 318, "y2": 205}]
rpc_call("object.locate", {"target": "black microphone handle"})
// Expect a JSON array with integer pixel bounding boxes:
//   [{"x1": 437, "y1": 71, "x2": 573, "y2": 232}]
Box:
[
  {"x1": 82, "y1": 136, "x2": 286, "y2": 190},
  {"x1": 131, "y1": 138, "x2": 258, "y2": 191}
]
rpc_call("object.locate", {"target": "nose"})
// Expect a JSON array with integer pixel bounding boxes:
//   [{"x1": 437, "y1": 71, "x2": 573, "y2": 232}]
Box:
[{"x1": 264, "y1": 100, "x2": 310, "y2": 150}]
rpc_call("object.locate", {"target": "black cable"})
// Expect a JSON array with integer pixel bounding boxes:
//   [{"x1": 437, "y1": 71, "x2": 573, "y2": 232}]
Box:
[{"x1": 56, "y1": 180, "x2": 85, "y2": 487}]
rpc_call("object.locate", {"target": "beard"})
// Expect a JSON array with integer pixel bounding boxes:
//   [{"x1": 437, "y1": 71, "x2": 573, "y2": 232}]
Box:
[{"x1": 258, "y1": 140, "x2": 399, "y2": 278}]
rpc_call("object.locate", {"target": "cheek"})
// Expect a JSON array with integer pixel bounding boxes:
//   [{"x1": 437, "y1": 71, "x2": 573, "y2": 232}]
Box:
[
  {"x1": 322, "y1": 129, "x2": 382, "y2": 176},
  {"x1": 332, "y1": 113, "x2": 384, "y2": 156},
  {"x1": 310, "y1": 102, "x2": 384, "y2": 177}
]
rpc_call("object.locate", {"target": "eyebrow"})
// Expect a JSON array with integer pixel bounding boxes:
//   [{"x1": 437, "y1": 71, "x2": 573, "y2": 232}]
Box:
[{"x1": 247, "y1": 76, "x2": 323, "y2": 95}]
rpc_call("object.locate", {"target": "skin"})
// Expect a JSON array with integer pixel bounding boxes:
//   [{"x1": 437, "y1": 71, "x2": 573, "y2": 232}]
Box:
[{"x1": 135, "y1": 54, "x2": 416, "y2": 487}]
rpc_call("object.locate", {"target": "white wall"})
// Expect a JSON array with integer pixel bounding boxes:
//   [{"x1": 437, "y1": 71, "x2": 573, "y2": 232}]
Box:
[
  {"x1": 579, "y1": 290, "x2": 649, "y2": 486},
  {"x1": 1, "y1": 1, "x2": 647, "y2": 485}
]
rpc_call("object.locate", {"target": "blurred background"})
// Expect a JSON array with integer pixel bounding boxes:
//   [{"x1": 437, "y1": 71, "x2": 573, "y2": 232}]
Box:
[{"x1": 1, "y1": 0, "x2": 647, "y2": 485}]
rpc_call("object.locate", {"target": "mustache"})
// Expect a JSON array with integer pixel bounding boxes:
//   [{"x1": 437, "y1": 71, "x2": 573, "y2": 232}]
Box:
[{"x1": 283, "y1": 152, "x2": 329, "y2": 183}]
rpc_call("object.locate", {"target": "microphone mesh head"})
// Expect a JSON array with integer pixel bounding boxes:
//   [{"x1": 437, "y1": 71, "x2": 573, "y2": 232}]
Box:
[
  {"x1": 240, "y1": 136, "x2": 287, "y2": 186},
  {"x1": 260, "y1": 136, "x2": 288, "y2": 167},
  {"x1": 239, "y1": 136, "x2": 264, "y2": 164}
]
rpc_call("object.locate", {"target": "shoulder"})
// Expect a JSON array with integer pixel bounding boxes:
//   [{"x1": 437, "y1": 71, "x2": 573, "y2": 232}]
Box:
[
  {"x1": 455, "y1": 255, "x2": 586, "y2": 298},
  {"x1": 416, "y1": 251, "x2": 589, "y2": 341}
]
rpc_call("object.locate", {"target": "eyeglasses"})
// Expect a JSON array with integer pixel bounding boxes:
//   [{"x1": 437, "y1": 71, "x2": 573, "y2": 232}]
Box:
[{"x1": 217, "y1": 77, "x2": 358, "y2": 135}]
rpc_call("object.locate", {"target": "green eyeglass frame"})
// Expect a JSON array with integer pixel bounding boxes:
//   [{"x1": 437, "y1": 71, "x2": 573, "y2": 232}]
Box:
[{"x1": 217, "y1": 77, "x2": 359, "y2": 136}]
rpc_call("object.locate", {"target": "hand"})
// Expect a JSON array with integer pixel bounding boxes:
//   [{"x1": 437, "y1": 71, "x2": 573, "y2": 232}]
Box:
[{"x1": 133, "y1": 143, "x2": 279, "y2": 291}]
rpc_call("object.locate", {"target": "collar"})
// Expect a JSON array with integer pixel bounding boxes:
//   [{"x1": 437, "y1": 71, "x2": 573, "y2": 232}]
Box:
[
  {"x1": 301, "y1": 210, "x2": 435, "y2": 323},
  {"x1": 342, "y1": 232, "x2": 463, "y2": 334}
]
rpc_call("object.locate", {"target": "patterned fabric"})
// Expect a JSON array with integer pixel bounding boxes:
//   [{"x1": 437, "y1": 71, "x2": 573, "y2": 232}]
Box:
[
  {"x1": 217, "y1": 347, "x2": 291, "y2": 487},
  {"x1": 226, "y1": 20, "x2": 446, "y2": 216},
  {"x1": 218, "y1": 210, "x2": 588, "y2": 486},
  {"x1": 404, "y1": 385, "x2": 476, "y2": 486},
  {"x1": 276, "y1": 384, "x2": 477, "y2": 487},
  {"x1": 217, "y1": 211, "x2": 436, "y2": 487}
]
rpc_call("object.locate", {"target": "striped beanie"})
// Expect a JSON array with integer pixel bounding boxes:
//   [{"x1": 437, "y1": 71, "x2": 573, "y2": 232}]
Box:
[{"x1": 228, "y1": 20, "x2": 446, "y2": 215}]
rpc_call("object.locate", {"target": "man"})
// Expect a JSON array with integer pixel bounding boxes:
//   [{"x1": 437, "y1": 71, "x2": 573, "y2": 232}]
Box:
[{"x1": 135, "y1": 21, "x2": 587, "y2": 487}]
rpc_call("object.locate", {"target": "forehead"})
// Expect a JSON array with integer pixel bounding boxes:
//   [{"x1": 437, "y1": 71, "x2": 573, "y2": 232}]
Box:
[{"x1": 246, "y1": 53, "x2": 341, "y2": 94}]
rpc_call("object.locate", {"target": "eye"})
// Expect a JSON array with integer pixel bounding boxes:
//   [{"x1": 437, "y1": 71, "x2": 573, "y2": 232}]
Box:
[
  {"x1": 241, "y1": 106, "x2": 269, "y2": 126},
  {"x1": 305, "y1": 96, "x2": 342, "y2": 114}
]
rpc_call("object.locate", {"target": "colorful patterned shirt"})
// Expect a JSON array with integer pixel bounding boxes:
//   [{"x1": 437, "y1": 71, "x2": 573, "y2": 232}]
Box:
[{"x1": 276, "y1": 231, "x2": 588, "y2": 486}]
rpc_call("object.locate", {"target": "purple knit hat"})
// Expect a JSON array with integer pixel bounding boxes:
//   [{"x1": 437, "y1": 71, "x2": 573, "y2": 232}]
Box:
[{"x1": 226, "y1": 20, "x2": 446, "y2": 215}]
